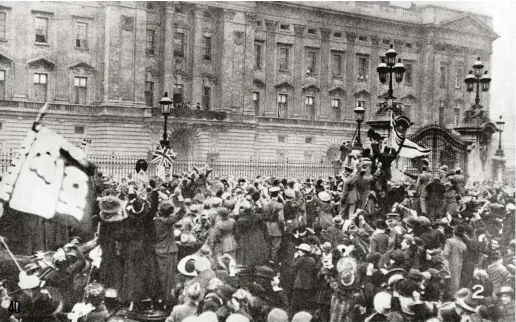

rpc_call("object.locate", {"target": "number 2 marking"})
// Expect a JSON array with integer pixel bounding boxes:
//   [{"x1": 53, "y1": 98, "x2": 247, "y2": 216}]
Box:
[{"x1": 472, "y1": 285, "x2": 484, "y2": 299}]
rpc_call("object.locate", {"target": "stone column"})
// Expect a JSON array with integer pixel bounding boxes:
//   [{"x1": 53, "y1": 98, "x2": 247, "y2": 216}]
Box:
[
  {"x1": 191, "y1": 5, "x2": 206, "y2": 106},
  {"x1": 293, "y1": 24, "x2": 306, "y2": 118},
  {"x1": 419, "y1": 29, "x2": 436, "y2": 124},
  {"x1": 102, "y1": 4, "x2": 121, "y2": 103},
  {"x1": 370, "y1": 36, "x2": 380, "y2": 122},
  {"x1": 345, "y1": 33, "x2": 357, "y2": 118},
  {"x1": 134, "y1": 1, "x2": 147, "y2": 106},
  {"x1": 264, "y1": 19, "x2": 278, "y2": 116},
  {"x1": 243, "y1": 14, "x2": 258, "y2": 116},
  {"x1": 319, "y1": 28, "x2": 332, "y2": 120},
  {"x1": 219, "y1": 9, "x2": 236, "y2": 112},
  {"x1": 162, "y1": 2, "x2": 175, "y2": 94}
]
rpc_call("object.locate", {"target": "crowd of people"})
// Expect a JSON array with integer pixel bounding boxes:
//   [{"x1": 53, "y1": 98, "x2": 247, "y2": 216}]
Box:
[{"x1": 1, "y1": 155, "x2": 515, "y2": 322}]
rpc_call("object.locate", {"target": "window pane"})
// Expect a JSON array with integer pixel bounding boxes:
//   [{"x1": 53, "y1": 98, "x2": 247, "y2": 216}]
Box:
[
  {"x1": 74, "y1": 77, "x2": 80, "y2": 86},
  {"x1": 35, "y1": 17, "x2": 48, "y2": 43},
  {"x1": 80, "y1": 78, "x2": 86, "y2": 87},
  {"x1": 41, "y1": 74, "x2": 47, "y2": 84},
  {"x1": 0, "y1": 70, "x2": 5, "y2": 81},
  {"x1": 0, "y1": 12, "x2": 6, "y2": 39}
]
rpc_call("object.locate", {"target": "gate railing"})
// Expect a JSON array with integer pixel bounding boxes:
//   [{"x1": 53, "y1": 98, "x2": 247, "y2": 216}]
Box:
[{"x1": 0, "y1": 153, "x2": 336, "y2": 181}]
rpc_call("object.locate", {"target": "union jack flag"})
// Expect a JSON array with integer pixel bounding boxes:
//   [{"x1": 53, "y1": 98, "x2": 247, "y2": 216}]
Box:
[{"x1": 151, "y1": 145, "x2": 177, "y2": 168}]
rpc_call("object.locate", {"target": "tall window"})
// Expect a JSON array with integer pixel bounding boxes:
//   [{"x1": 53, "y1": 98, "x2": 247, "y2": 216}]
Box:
[
  {"x1": 306, "y1": 96, "x2": 315, "y2": 120},
  {"x1": 279, "y1": 46, "x2": 290, "y2": 71},
  {"x1": 358, "y1": 56, "x2": 368, "y2": 79},
  {"x1": 332, "y1": 53, "x2": 343, "y2": 77},
  {"x1": 146, "y1": 29, "x2": 155, "y2": 55},
  {"x1": 0, "y1": 12, "x2": 6, "y2": 40},
  {"x1": 74, "y1": 76, "x2": 87, "y2": 104},
  {"x1": 202, "y1": 86, "x2": 211, "y2": 110},
  {"x1": 145, "y1": 81, "x2": 154, "y2": 107},
  {"x1": 174, "y1": 33, "x2": 185, "y2": 57},
  {"x1": 278, "y1": 93, "x2": 288, "y2": 118},
  {"x1": 455, "y1": 68, "x2": 463, "y2": 88},
  {"x1": 0, "y1": 70, "x2": 5, "y2": 99},
  {"x1": 34, "y1": 73, "x2": 47, "y2": 101},
  {"x1": 332, "y1": 98, "x2": 341, "y2": 120},
  {"x1": 35, "y1": 17, "x2": 48, "y2": 43},
  {"x1": 440, "y1": 65, "x2": 447, "y2": 88},
  {"x1": 254, "y1": 42, "x2": 263, "y2": 69},
  {"x1": 253, "y1": 92, "x2": 260, "y2": 116},
  {"x1": 203, "y1": 36, "x2": 211, "y2": 61},
  {"x1": 75, "y1": 22, "x2": 88, "y2": 49},
  {"x1": 454, "y1": 108, "x2": 461, "y2": 126},
  {"x1": 405, "y1": 63, "x2": 413, "y2": 85},
  {"x1": 306, "y1": 50, "x2": 317, "y2": 74}
]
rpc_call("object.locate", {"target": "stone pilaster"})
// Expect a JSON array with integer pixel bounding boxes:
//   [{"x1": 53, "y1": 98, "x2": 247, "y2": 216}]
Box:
[
  {"x1": 293, "y1": 24, "x2": 306, "y2": 118},
  {"x1": 419, "y1": 29, "x2": 436, "y2": 124},
  {"x1": 134, "y1": 2, "x2": 147, "y2": 105},
  {"x1": 369, "y1": 35, "x2": 380, "y2": 122},
  {"x1": 264, "y1": 19, "x2": 278, "y2": 116},
  {"x1": 345, "y1": 32, "x2": 357, "y2": 118},
  {"x1": 191, "y1": 5, "x2": 206, "y2": 106},
  {"x1": 219, "y1": 9, "x2": 236, "y2": 112},
  {"x1": 162, "y1": 2, "x2": 175, "y2": 95},
  {"x1": 243, "y1": 13, "x2": 258, "y2": 116},
  {"x1": 319, "y1": 28, "x2": 331, "y2": 120},
  {"x1": 102, "y1": 4, "x2": 121, "y2": 103}
]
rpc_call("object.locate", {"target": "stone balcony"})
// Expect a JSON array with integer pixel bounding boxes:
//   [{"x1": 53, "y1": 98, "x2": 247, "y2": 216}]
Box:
[{"x1": 256, "y1": 116, "x2": 357, "y2": 130}]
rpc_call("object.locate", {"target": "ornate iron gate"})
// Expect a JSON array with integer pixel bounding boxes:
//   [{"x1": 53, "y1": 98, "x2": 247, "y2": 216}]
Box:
[{"x1": 406, "y1": 124, "x2": 469, "y2": 175}]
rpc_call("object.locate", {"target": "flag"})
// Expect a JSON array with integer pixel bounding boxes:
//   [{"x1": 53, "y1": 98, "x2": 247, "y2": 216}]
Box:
[
  {"x1": 151, "y1": 145, "x2": 177, "y2": 168},
  {"x1": 0, "y1": 104, "x2": 95, "y2": 230},
  {"x1": 388, "y1": 114, "x2": 430, "y2": 159}
]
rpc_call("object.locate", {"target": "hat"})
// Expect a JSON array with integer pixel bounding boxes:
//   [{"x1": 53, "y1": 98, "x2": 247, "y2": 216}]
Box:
[
  {"x1": 408, "y1": 269, "x2": 425, "y2": 282},
  {"x1": 194, "y1": 256, "x2": 212, "y2": 272},
  {"x1": 439, "y1": 165, "x2": 449, "y2": 172},
  {"x1": 439, "y1": 302, "x2": 460, "y2": 321},
  {"x1": 267, "y1": 308, "x2": 289, "y2": 322},
  {"x1": 99, "y1": 196, "x2": 125, "y2": 222},
  {"x1": 416, "y1": 216, "x2": 432, "y2": 226},
  {"x1": 435, "y1": 217, "x2": 450, "y2": 226},
  {"x1": 373, "y1": 292, "x2": 392, "y2": 315},
  {"x1": 507, "y1": 203, "x2": 516, "y2": 211},
  {"x1": 318, "y1": 191, "x2": 331, "y2": 202},
  {"x1": 211, "y1": 197, "x2": 222, "y2": 207},
  {"x1": 69, "y1": 236, "x2": 82, "y2": 244},
  {"x1": 498, "y1": 285, "x2": 515, "y2": 296},
  {"x1": 198, "y1": 245, "x2": 212, "y2": 257},
  {"x1": 190, "y1": 204, "x2": 200, "y2": 213},
  {"x1": 388, "y1": 274, "x2": 405, "y2": 287},
  {"x1": 269, "y1": 187, "x2": 280, "y2": 193},
  {"x1": 333, "y1": 215, "x2": 344, "y2": 226},
  {"x1": 184, "y1": 198, "x2": 192, "y2": 205},
  {"x1": 186, "y1": 282, "x2": 202, "y2": 301},
  {"x1": 291, "y1": 312, "x2": 313, "y2": 322},
  {"x1": 216, "y1": 284, "x2": 236, "y2": 302},
  {"x1": 254, "y1": 265, "x2": 275, "y2": 279},
  {"x1": 227, "y1": 314, "x2": 250, "y2": 322},
  {"x1": 321, "y1": 242, "x2": 332, "y2": 252},
  {"x1": 344, "y1": 166, "x2": 353, "y2": 173},
  {"x1": 386, "y1": 212, "x2": 400, "y2": 218},
  {"x1": 126, "y1": 198, "x2": 150, "y2": 218},
  {"x1": 455, "y1": 288, "x2": 478, "y2": 313},
  {"x1": 284, "y1": 189, "x2": 295, "y2": 199},
  {"x1": 177, "y1": 255, "x2": 198, "y2": 277},
  {"x1": 339, "y1": 270, "x2": 356, "y2": 287},
  {"x1": 384, "y1": 267, "x2": 407, "y2": 280},
  {"x1": 245, "y1": 282, "x2": 267, "y2": 298},
  {"x1": 296, "y1": 243, "x2": 311, "y2": 253}
]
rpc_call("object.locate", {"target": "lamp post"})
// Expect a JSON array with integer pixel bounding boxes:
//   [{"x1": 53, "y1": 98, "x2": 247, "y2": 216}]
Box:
[
  {"x1": 376, "y1": 44, "x2": 405, "y2": 112},
  {"x1": 464, "y1": 57, "x2": 491, "y2": 109},
  {"x1": 353, "y1": 102, "x2": 365, "y2": 151},
  {"x1": 160, "y1": 92, "x2": 173, "y2": 148},
  {"x1": 495, "y1": 115, "x2": 505, "y2": 158}
]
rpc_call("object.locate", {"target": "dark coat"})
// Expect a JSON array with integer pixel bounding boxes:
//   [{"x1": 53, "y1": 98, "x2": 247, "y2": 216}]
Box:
[
  {"x1": 262, "y1": 198, "x2": 284, "y2": 237},
  {"x1": 236, "y1": 210, "x2": 268, "y2": 267},
  {"x1": 292, "y1": 255, "x2": 317, "y2": 290}
]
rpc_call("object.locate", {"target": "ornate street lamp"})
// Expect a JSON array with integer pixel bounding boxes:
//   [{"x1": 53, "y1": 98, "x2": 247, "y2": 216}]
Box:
[
  {"x1": 160, "y1": 92, "x2": 173, "y2": 147},
  {"x1": 464, "y1": 57, "x2": 491, "y2": 109},
  {"x1": 495, "y1": 115, "x2": 505, "y2": 158},
  {"x1": 376, "y1": 44, "x2": 405, "y2": 104},
  {"x1": 352, "y1": 102, "x2": 365, "y2": 151}
]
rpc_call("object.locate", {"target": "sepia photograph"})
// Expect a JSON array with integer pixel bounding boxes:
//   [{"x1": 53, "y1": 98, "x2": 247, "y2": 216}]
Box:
[{"x1": 0, "y1": 1, "x2": 514, "y2": 321}]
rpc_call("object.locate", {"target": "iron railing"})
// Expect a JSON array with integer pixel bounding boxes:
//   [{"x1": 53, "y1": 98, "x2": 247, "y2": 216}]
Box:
[{"x1": 0, "y1": 153, "x2": 337, "y2": 182}]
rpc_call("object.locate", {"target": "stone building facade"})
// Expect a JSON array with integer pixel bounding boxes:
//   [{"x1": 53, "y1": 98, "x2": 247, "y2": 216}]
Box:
[{"x1": 0, "y1": 1, "x2": 500, "y2": 169}]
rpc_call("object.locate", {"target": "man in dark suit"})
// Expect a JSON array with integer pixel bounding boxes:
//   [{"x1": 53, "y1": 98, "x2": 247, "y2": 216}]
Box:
[
  {"x1": 339, "y1": 166, "x2": 358, "y2": 219},
  {"x1": 290, "y1": 243, "x2": 317, "y2": 316},
  {"x1": 426, "y1": 175, "x2": 445, "y2": 220},
  {"x1": 262, "y1": 187, "x2": 285, "y2": 264},
  {"x1": 403, "y1": 165, "x2": 433, "y2": 216}
]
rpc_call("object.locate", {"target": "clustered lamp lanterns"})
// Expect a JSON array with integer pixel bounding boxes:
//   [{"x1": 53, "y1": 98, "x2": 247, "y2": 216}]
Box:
[
  {"x1": 160, "y1": 92, "x2": 173, "y2": 148},
  {"x1": 464, "y1": 57, "x2": 491, "y2": 108},
  {"x1": 376, "y1": 44, "x2": 405, "y2": 101},
  {"x1": 352, "y1": 102, "x2": 366, "y2": 151}
]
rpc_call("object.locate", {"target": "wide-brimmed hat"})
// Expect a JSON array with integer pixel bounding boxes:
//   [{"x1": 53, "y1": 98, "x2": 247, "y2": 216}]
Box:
[
  {"x1": 177, "y1": 255, "x2": 199, "y2": 277},
  {"x1": 254, "y1": 265, "x2": 275, "y2": 279},
  {"x1": 296, "y1": 243, "x2": 311, "y2": 253},
  {"x1": 339, "y1": 270, "x2": 356, "y2": 287},
  {"x1": 99, "y1": 196, "x2": 125, "y2": 222},
  {"x1": 126, "y1": 198, "x2": 150, "y2": 218},
  {"x1": 194, "y1": 256, "x2": 212, "y2": 272},
  {"x1": 269, "y1": 186, "x2": 280, "y2": 193},
  {"x1": 318, "y1": 191, "x2": 331, "y2": 203},
  {"x1": 507, "y1": 203, "x2": 516, "y2": 212},
  {"x1": 455, "y1": 289, "x2": 478, "y2": 313},
  {"x1": 498, "y1": 285, "x2": 515, "y2": 296},
  {"x1": 284, "y1": 189, "x2": 295, "y2": 199}
]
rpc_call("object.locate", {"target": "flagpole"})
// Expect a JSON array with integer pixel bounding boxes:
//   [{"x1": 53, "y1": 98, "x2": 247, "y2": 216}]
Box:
[
  {"x1": 0, "y1": 236, "x2": 24, "y2": 272},
  {"x1": 32, "y1": 103, "x2": 49, "y2": 132}
]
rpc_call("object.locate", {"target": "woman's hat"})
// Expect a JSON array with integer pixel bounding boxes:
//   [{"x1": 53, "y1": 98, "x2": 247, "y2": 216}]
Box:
[
  {"x1": 126, "y1": 198, "x2": 150, "y2": 218},
  {"x1": 333, "y1": 215, "x2": 344, "y2": 226},
  {"x1": 284, "y1": 189, "x2": 295, "y2": 199},
  {"x1": 194, "y1": 256, "x2": 212, "y2": 272},
  {"x1": 99, "y1": 196, "x2": 125, "y2": 222},
  {"x1": 339, "y1": 270, "x2": 356, "y2": 287},
  {"x1": 318, "y1": 191, "x2": 331, "y2": 203},
  {"x1": 498, "y1": 285, "x2": 514, "y2": 296},
  {"x1": 177, "y1": 255, "x2": 199, "y2": 277},
  {"x1": 253, "y1": 265, "x2": 275, "y2": 279},
  {"x1": 296, "y1": 243, "x2": 311, "y2": 253},
  {"x1": 455, "y1": 288, "x2": 478, "y2": 313}
]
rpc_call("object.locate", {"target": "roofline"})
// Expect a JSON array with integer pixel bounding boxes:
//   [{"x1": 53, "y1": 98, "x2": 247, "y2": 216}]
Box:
[{"x1": 415, "y1": 4, "x2": 493, "y2": 19}]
